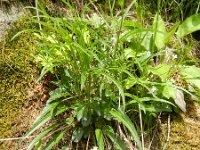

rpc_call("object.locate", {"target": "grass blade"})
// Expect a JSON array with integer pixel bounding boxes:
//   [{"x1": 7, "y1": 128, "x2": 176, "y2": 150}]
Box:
[
  {"x1": 95, "y1": 129, "x2": 104, "y2": 150},
  {"x1": 110, "y1": 109, "x2": 142, "y2": 150}
]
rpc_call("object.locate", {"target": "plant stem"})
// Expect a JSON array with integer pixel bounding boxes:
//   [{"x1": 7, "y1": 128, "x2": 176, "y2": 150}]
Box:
[
  {"x1": 35, "y1": 0, "x2": 42, "y2": 30},
  {"x1": 139, "y1": 104, "x2": 145, "y2": 150}
]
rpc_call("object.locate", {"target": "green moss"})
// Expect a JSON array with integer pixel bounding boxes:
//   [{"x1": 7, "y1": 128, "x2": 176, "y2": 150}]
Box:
[{"x1": 0, "y1": 17, "x2": 38, "y2": 147}]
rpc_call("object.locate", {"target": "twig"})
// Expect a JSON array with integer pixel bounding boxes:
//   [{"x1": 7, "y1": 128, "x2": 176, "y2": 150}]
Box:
[
  {"x1": 139, "y1": 104, "x2": 145, "y2": 150},
  {"x1": 0, "y1": 135, "x2": 35, "y2": 141},
  {"x1": 147, "y1": 126, "x2": 157, "y2": 149},
  {"x1": 162, "y1": 114, "x2": 171, "y2": 150},
  {"x1": 35, "y1": 0, "x2": 42, "y2": 30},
  {"x1": 86, "y1": 133, "x2": 90, "y2": 150},
  {"x1": 118, "y1": 123, "x2": 133, "y2": 150},
  {"x1": 90, "y1": 0, "x2": 111, "y2": 29}
]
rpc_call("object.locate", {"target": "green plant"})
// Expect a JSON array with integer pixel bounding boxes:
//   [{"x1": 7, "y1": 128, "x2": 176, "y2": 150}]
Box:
[
  {"x1": 16, "y1": 1, "x2": 200, "y2": 149},
  {"x1": 139, "y1": 0, "x2": 200, "y2": 22}
]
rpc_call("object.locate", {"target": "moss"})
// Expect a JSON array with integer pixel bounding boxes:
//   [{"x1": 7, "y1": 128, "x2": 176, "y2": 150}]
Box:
[
  {"x1": 164, "y1": 101, "x2": 200, "y2": 150},
  {"x1": 0, "y1": 17, "x2": 38, "y2": 148}
]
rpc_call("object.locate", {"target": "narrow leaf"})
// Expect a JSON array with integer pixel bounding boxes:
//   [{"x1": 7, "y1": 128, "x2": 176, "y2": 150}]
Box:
[
  {"x1": 100, "y1": 72, "x2": 126, "y2": 111},
  {"x1": 43, "y1": 131, "x2": 65, "y2": 150},
  {"x1": 103, "y1": 125, "x2": 127, "y2": 150},
  {"x1": 28, "y1": 123, "x2": 61, "y2": 150},
  {"x1": 95, "y1": 129, "x2": 104, "y2": 150},
  {"x1": 110, "y1": 109, "x2": 142, "y2": 150}
]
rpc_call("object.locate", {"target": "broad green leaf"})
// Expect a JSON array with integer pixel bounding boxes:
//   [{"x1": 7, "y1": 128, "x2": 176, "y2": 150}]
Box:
[
  {"x1": 124, "y1": 48, "x2": 136, "y2": 59},
  {"x1": 176, "y1": 14, "x2": 200, "y2": 38},
  {"x1": 153, "y1": 14, "x2": 167, "y2": 49},
  {"x1": 162, "y1": 86, "x2": 176, "y2": 99},
  {"x1": 72, "y1": 127, "x2": 84, "y2": 142},
  {"x1": 179, "y1": 65, "x2": 200, "y2": 89},
  {"x1": 75, "y1": 105, "x2": 86, "y2": 121},
  {"x1": 103, "y1": 125, "x2": 127, "y2": 150},
  {"x1": 110, "y1": 109, "x2": 142, "y2": 150},
  {"x1": 81, "y1": 110, "x2": 92, "y2": 127},
  {"x1": 163, "y1": 86, "x2": 186, "y2": 112},
  {"x1": 141, "y1": 31, "x2": 153, "y2": 51},
  {"x1": 149, "y1": 64, "x2": 170, "y2": 82},
  {"x1": 95, "y1": 129, "x2": 104, "y2": 150},
  {"x1": 43, "y1": 131, "x2": 65, "y2": 150}
]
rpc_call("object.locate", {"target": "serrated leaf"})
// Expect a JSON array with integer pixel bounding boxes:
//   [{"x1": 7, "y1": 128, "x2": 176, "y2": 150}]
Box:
[
  {"x1": 153, "y1": 13, "x2": 167, "y2": 49},
  {"x1": 110, "y1": 109, "x2": 142, "y2": 150},
  {"x1": 176, "y1": 14, "x2": 200, "y2": 38},
  {"x1": 95, "y1": 129, "x2": 104, "y2": 150}
]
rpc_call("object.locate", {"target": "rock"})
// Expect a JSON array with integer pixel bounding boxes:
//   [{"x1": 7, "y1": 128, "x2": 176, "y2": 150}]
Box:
[{"x1": 0, "y1": 4, "x2": 24, "y2": 41}]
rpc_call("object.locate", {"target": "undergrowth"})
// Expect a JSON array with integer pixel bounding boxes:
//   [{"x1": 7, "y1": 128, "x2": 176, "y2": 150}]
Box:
[{"x1": 10, "y1": 0, "x2": 200, "y2": 149}]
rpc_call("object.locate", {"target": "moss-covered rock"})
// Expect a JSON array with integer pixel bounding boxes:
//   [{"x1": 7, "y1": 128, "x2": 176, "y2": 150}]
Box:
[{"x1": 0, "y1": 17, "x2": 38, "y2": 149}]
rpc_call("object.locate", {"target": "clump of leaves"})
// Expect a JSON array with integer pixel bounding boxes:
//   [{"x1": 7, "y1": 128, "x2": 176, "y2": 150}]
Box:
[{"x1": 17, "y1": 0, "x2": 200, "y2": 149}]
